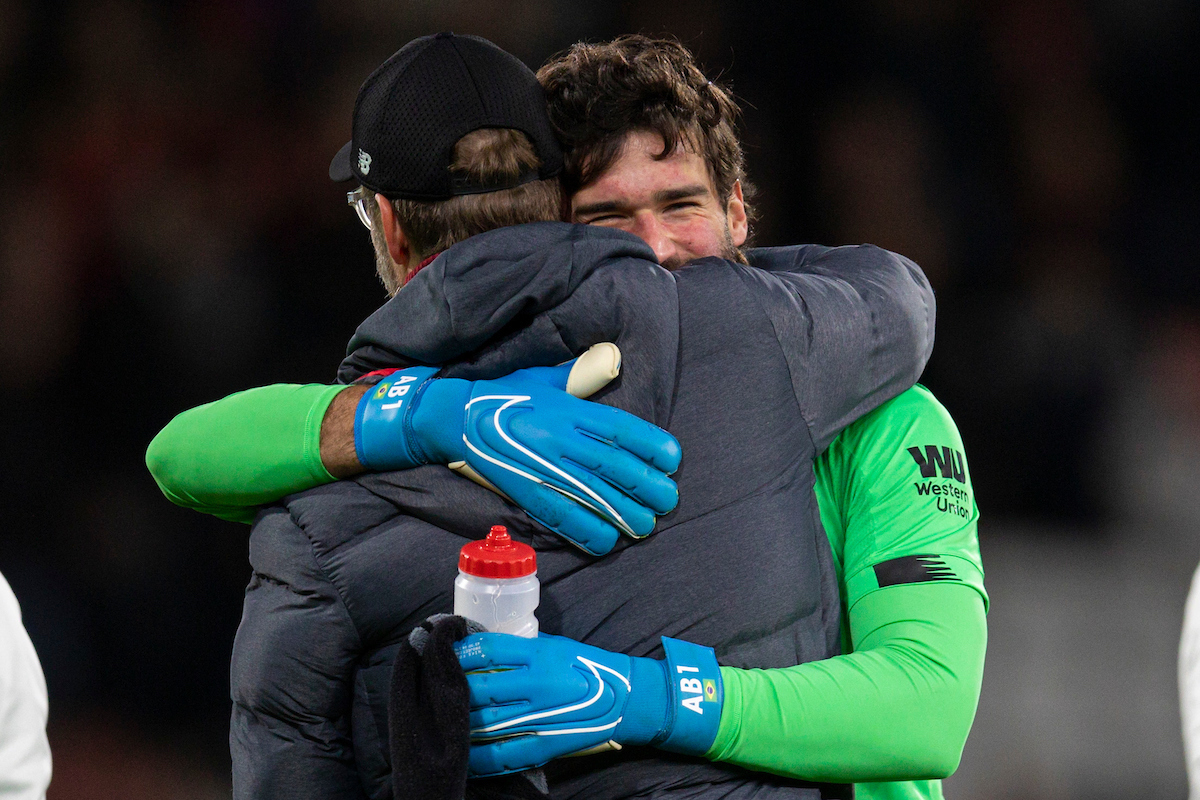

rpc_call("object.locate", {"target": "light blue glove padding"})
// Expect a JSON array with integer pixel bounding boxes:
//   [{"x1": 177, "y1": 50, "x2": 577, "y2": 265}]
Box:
[
  {"x1": 354, "y1": 356, "x2": 683, "y2": 555},
  {"x1": 455, "y1": 632, "x2": 723, "y2": 777}
]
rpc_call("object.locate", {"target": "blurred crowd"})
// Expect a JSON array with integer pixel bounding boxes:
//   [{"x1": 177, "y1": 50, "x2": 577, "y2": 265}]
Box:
[{"x1": 0, "y1": 0, "x2": 1196, "y2": 796}]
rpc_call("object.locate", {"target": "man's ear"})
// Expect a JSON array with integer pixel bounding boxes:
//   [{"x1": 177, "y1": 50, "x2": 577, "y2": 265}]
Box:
[
  {"x1": 725, "y1": 180, "x2": 748, "y2": 247},
  {"x1": 376, "y1": 193, "x2": 413, "y2": 269}
]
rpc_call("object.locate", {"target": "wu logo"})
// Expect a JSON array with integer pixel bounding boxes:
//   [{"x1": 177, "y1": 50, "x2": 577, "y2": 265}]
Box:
[{"x1": 907, "y1": 445, "x2": 966, "y2": 484}]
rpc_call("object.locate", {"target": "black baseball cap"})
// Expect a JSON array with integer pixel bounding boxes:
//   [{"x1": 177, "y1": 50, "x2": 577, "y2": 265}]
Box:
[{"x1": 329, "y1": 33, "x2": 563, "y2": 200}]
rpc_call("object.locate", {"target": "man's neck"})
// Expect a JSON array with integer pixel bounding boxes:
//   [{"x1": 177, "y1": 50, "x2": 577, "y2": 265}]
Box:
[{"x1": 402, "y1": 252, "x2": 442, "y2": 288}]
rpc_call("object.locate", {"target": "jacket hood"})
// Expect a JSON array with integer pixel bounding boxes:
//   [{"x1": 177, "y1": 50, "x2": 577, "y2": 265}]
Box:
[{"x1": 337, "y1": 222, "x2": 655, "y2": 383}]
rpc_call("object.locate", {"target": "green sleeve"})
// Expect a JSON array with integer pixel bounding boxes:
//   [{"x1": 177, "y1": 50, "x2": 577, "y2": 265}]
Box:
[
  {"x1": 145, "y1": 384, "x2": 343, "y2": 523},
  {"x1": 709, "y1": 583, "x2": 986, "y2": 784},
  {"x1": 706, "y1": 385, "x2": 987, "y2": 787},
  {"x1": 817, "y1": 385, "x2": 986, "y2": 614}
]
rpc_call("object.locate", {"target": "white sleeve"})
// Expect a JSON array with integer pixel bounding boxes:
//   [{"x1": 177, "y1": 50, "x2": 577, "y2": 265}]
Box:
[
  {"x1": 1180, "y1": 562, "x2": 1200, "y2": 800},
  {"x1": 0, "y1": 573, "x2": 50, "y2": 800}
]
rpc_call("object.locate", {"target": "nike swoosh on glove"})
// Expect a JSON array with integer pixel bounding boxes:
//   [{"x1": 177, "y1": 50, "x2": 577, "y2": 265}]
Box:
[
  {"x1": 354, "y1": 344, "x2": 682, "y2": 555},
  {"x1": 455, "y1": 632, "x2": 723, "y2": 777}
]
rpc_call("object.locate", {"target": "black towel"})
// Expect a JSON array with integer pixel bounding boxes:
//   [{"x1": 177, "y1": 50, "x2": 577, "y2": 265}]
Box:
[{"x1": 389, "y1": 614, "x2": 549, "y2": 800}]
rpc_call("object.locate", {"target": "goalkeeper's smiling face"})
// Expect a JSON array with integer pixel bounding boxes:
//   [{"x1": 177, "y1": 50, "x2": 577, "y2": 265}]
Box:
[{"x1": 570, "y1": 130, "x2": 749, "y2": 270}]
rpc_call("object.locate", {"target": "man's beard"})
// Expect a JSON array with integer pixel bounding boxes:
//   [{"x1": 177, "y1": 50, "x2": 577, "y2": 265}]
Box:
[
  {"x1": 659, "y1": 219, "x2": 744, "y2": 271},
  {"x1": 370, "y1": 224, "x2": 401, "y2": 296}
]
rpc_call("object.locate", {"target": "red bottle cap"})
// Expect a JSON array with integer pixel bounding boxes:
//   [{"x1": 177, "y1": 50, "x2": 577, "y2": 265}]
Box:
[{"x1": 458, "y1": 526, "x2": 536, "y2": 579}]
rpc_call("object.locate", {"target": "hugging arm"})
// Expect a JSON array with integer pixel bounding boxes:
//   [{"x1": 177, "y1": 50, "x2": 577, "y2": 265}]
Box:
[
  {"x1": 146, "y1": 349, "x2": 679, "y2": 553},
  {"x1": 146, "y1": 384, "x2": 345, "y2": 523},
  {"x1": 710, "y1": 583, "x2": 986, "y2": 781},
  {"x1": 704, "y1": 387, "x2": 986, "y2": 782},
  {"x1": 463, "y1": 388, "x2": 987, "y2": 785},
  {"x1": 744, "y1": 243, "x2": 935, "y2": 451}
]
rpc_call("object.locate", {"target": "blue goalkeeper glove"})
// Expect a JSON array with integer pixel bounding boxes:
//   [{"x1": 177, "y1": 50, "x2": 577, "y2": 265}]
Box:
[
  {"x1": 455, "y1": 632, "x2": 723, "y2": 776},
  {"x1": 354, "y1": 344, "x2": 682, "y2": 555}
]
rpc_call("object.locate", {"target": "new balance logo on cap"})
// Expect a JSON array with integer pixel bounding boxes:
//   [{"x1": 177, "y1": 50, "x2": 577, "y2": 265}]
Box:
[{"x1": 329, "y1": 33, "x2": 563, "y2": 199}]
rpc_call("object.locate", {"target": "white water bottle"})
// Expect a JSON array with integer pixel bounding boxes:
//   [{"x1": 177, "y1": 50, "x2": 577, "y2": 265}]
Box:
[{"x1": 454, "y1": 526, "x2": 539, "y2": 638}]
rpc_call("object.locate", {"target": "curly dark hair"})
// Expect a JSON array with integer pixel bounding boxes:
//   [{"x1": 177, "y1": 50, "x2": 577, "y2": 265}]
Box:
[{"x1": 537, "y1": 35, "x2": 755, "y2": 226}]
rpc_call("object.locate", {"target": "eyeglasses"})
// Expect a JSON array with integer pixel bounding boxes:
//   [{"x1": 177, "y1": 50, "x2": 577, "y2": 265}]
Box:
[{"x1": 347, "y1": 186, "x2": 374, "y2": 230}]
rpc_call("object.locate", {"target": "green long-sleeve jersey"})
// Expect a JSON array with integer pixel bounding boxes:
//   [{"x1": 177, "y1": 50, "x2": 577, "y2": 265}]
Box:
[
  {"x1": 709, "y1": 385, "x2": 987, "y2": 798},
  {"x1": 145, "y1": 383, "x2": 986, "y2": 798}
]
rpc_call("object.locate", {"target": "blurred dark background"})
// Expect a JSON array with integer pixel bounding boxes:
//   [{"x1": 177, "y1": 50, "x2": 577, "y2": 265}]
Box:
[{"x1": 0, "y1": 1, "x2": 1196, "y2": 797}]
